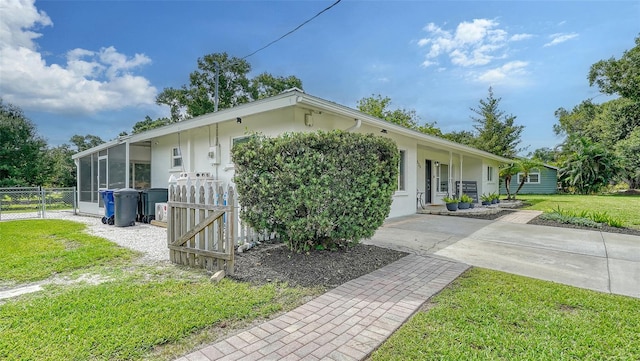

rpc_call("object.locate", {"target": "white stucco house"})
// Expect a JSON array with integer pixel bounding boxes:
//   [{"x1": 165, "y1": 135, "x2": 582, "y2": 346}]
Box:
[{"x1": 72, "y1": 89, "x2": 511, "y2": 218}]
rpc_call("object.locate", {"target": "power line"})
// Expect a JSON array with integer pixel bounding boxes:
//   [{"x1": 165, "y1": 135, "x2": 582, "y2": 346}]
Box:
[{"x1": 241, "y1": 0, "x2": 342, "y2": 60}]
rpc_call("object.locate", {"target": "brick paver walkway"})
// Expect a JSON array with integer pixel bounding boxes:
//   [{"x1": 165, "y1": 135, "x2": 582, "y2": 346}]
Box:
[
  {"x1": 176, "y1": 255, "x2": 468, "y2": 361},
  {"x1": 496, "y1": 210, "x2": 543, "y2": 224}
]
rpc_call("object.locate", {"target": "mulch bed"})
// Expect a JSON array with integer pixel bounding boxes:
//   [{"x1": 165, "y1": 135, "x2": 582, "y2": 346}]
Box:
[{"x1": 229, "y1": 242, "x2": 407, "y2": 288}]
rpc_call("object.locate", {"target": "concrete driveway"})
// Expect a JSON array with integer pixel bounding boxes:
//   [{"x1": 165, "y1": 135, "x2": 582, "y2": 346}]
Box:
[{"x1": 364, "y1": 214, "x2": 640, "y2": 298}]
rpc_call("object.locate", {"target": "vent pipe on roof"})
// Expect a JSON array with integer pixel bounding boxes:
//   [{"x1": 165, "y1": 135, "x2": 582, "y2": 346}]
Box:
[{"x1": 345, "y1": 118, "x2": 361, "y2": 132}]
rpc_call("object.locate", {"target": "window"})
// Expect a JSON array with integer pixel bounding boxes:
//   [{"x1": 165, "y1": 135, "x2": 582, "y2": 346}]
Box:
[
  {"x1": 487, "y1": 166, "x2": 494, "y2": 182},
  {"x1": 437, "y1": 163, "x2": 449, "y2": 193},
  {"x1": 171, "y1": 147, "x2": 182, "y2": 168},
  {"x1": 398, "y1": 150, "x2": 406, "y2": 191},
  {"x1": 517, "y1": 171, "x2": 541, "y2": 184},
  {"x1": 232, "y1": 136, "x2": 251, "y2": 149},
  {"x1": 130, "y1": 162, "x2": 151, "y2": 189}
]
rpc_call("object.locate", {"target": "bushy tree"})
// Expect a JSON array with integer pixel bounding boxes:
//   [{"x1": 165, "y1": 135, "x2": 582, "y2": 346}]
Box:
[
  {"x1": 559, "y1": 136, "x2": 619, "y2": 194},
  {"x1": 232, "y1": 130, "x2": 399, "y2": 252},
  {"x1": 131, "y1": 116, "x2": 171, "y2": 134},
  {"x1": 470, "y1": 87, "x2": 524, "y2": 158},
  {"x1": 69, "y1": 134, "x2": 105, "y2": 152},
  {"x1": 589, "y1": 35, "x2": 640, "y2": 101},
  {"x1": 0, "y1": 99, "x2": 49, "y2": 186},
  {"x1": 615, "y1": 128, "x2": 640, "y2": 189},
  {"x1": 157, "y1": 52, "x2": 303, "y2": 121},
  {"x1": 357, "y1": 94, "x2": 442, "y2": 136},
  {"x1": 46, "y1": 144, "x2": 76, "y2": 187}
]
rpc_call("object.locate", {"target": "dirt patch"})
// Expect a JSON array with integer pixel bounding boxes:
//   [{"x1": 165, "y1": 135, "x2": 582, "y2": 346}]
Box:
[{"x1": 230, "y1": 242, "x2": 408, "y2": 289}]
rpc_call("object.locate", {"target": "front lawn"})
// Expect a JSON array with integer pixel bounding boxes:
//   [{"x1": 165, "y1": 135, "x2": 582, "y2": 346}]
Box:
[
  {"x1": 517, "y1": 193, "x2": 640, "y2": 229},
  {"x1": 0, "y1": 276, "x2": 302, "y2": 360},
  {"x1": 0, "y1": 220, "x2": 134, "y2": 284},
  {"x1": 371, "y1": 268, "x2": 640, "y2": 360},
  {"x1": 0, "y1": 219, "x2": 316, "y2": 360}
]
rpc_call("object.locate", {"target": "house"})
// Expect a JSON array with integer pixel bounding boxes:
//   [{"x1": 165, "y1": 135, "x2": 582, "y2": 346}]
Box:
[
  {"x1": 499, "y1": 164, "x2": 558, "y2": 195},
  {"x1": 72, "y1": 89, "x2": 511, "y2": 218}
]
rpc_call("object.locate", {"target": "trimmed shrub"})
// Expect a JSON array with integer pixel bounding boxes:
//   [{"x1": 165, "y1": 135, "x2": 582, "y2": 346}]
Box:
[{"x1": 232, "y1": 130, "x2": 399, "y2": 252}]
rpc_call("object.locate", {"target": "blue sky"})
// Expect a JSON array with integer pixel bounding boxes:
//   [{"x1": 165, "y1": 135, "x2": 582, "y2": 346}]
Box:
[{"x1": 2, "y1": 0, "x2": 638, "y2": 154}]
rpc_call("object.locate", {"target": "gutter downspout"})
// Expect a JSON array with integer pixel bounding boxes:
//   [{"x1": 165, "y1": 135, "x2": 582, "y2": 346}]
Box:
[{"x1": 345, "y1": 119, "x2": 361, "y2": 132}]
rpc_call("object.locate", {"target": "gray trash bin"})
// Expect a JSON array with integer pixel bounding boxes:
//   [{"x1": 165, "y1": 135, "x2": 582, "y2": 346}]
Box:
[{"x1": 114, "y1": 188, "x2": 139, "y2": 227}]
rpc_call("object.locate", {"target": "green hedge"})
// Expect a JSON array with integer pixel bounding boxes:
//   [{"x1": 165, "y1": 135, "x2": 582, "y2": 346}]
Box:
[{"x1": 232, "y1": 130, "x2": 399, "y2": 252}]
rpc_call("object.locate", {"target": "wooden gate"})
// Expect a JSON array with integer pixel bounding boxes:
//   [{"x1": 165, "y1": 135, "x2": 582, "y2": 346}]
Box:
[{"x1": 167, "y1": 184, "x2": 235, "y2": 275}]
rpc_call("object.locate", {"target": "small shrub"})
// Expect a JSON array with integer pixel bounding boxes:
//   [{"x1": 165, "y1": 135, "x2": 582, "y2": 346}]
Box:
[
  {"x1": 541, "y1": 206, "x2": 629, "y2": 229},
  {"x1": 443, "y1": 196, "x2": 458, "y2": 204},
  {"x1": 460, "y1": 194, "x2": 474, "y2": 203},
  {"x1": 232, "y1": 130, "x2": 399, "y2": 252}
]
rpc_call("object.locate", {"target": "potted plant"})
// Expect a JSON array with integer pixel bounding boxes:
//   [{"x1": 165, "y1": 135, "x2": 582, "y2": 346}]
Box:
[
  {"x1": 443, "y1": 196, "x2": 458, "y2": 211},
  {"x1": 458, "y1": 194, "x2": 473, "y2": 209},
  {"x1": 490, "y1": 192, "x2": 499, "y2": 204},
  {"x1": 481, "y1": 193, "x2": 492, "y2": 206}
]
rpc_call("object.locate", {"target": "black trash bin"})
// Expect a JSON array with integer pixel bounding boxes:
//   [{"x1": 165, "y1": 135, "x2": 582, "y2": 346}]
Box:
[
  {"x1": 142, "y1": 188, "x2": 168, "y2": 223},
  {"x1": 114, "y1": 188, "x2": 139, "y2": 227}
]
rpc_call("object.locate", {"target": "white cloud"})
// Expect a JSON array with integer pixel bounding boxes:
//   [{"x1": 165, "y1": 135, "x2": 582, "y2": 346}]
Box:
[
  {"x1": 417, "y1": 19, "x2": 534, "y2": 69},
  {"x1": 421, "y1": 60, "x2": 437, "y2": 68},
  {"x1": 544, "y1": 33, "x2": 578, "y2": 47},
  {"x1": 0, "y1": 0, "x2": 156, "y2": 114},
  {"x1": 476, "y1": 61, "x2": 529, "y2": 83},
  {"x1": 510, "y1": 33, "x2": 533, "y2": 41}
]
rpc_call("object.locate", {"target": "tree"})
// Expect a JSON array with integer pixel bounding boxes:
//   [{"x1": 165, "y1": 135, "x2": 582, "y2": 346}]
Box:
[
  {"x1": 157, "y1": 52, "x2": 303, "y2": 121},
  {"x1": 499, "y1": 162, "x2": 520, "y2": 200},
  {"x1": 559, "y1": 136, "x2": 619, "y2": 194},
  {"x1": 615, "y1": 127, "x2": 640, "y2": 189},
  {"x1": 131, "y1": 116, "x2": 171, "y2": 134},
  {"x1": 512, "y1": 158, "x2": 544, "y2": 199},
  {"x1": 0, "y1": 99, "x2": 49, "y2": 186},
  {"x1": 46, "y1": 144, "x2": 76, "y2": 187},
  {"x1": 528, "y1": 147, "x2": 558, "y2": 165},
  {"x1": 249, "y1": 73, "x2": 303, "y2": 100},
  {"x1": 443, "y1": 130, "x2": 476, "y2": 146},
  {"x1": 70, "y1": 134, "x2": 105, "y2": 152},
  {"x1": 357, "y1": 94, "x2": 442, "y2": 136},
  {"x1": 470, "y1": 87, "x2": 524, "y2": 158},
  {"x1": 588, "y1": 35, "x2": 640, "y2": 101}
]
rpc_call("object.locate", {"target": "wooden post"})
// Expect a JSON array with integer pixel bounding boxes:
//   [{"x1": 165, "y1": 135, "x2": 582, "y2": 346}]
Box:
[{"x1": 227, "y1": 186, "x2": 235, "y2": 276}]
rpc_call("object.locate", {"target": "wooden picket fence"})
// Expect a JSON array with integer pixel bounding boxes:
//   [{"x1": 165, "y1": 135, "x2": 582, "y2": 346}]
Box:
[{"x1": 167, "y1": 182, "x2": 277, "y2": 277}]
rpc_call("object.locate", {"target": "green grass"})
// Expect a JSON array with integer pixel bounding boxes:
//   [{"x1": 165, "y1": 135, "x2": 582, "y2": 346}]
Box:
[
  {"x1": 517, "y1": 193, "x2": 640, "y2": 230},
  {"x1": 0, "y1": 220, "x2": 134, "y2": 283},
  {"x1": 371, "y1": 268, "x2": 640, "y2": 361},
  {"x1": 0, "y1": 219, "x2": 316, "y2": 360},
  {"x1": 0, "y1": 276, "x2": 303, "y2": 360}
]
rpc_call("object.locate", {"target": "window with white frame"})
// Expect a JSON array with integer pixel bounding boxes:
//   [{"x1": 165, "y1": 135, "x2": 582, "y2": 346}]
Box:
[
  {"x1": 171, "y1": 147, "x2": 182, "y2": 168},
  {"x1": 437, "y1": 163, "x2": 449, "y2": 192},
  {"x1": 517, "y1": 170, "x2": 541, "y2": 184},
  {"x1": 398, "y1": 150, "x2": 406, "y2": 191},
  {"x1": 487, "y1": 166, "x2": 494, "y2": 182}
]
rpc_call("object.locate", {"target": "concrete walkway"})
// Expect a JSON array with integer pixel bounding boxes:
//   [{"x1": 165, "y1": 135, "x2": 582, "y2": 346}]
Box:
[
  {"x1": 364, "y1": 213, "x2": 640, "y2": 299},
  {"x1": 177, "y1": 255, "x2": 468, "y2": 361}
]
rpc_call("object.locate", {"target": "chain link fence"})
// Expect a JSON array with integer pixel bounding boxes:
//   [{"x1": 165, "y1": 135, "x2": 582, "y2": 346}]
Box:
[{"x1": 0, "y1": 187, "x2": 77, "y2": 221}]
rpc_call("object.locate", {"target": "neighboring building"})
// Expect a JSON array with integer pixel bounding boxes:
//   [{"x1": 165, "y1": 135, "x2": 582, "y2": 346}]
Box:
[
  {"x1": 500, "y1": 164, "x2": 558, "y2": 195},
  {"x1": 72, "y1": 89, "x2": 511, "y2": 218}
]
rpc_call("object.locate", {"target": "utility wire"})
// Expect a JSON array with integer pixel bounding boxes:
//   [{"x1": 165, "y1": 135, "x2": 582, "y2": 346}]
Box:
[{"x1": 241, "y1": 0, "x2": 342, "y2": 60}]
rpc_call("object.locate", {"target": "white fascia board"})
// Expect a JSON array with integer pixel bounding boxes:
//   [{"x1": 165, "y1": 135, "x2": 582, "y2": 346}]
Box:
[
  {"x1": 71, "y1": 138, "x2": 125, "y2": 159},
  {"x1": 296, "y1": 94, "x2": 513, "y2": 164},
  {"x1": 72, "y1": 92, "x2": 300, "y2": 158}
]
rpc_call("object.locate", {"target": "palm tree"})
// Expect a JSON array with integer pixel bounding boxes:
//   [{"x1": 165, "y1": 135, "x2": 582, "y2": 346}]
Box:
[
  {"x1": 499, "y1": 163, "x2": 521, "y2": 200},
  {"x1": 513, "y1": 158, "x2": 544, "y2": 199}
]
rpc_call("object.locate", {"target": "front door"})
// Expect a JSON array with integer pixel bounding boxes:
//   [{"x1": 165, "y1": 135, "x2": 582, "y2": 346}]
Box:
[{"x1": 425, "y1": 160, "x2": 432, "y2": 203}]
